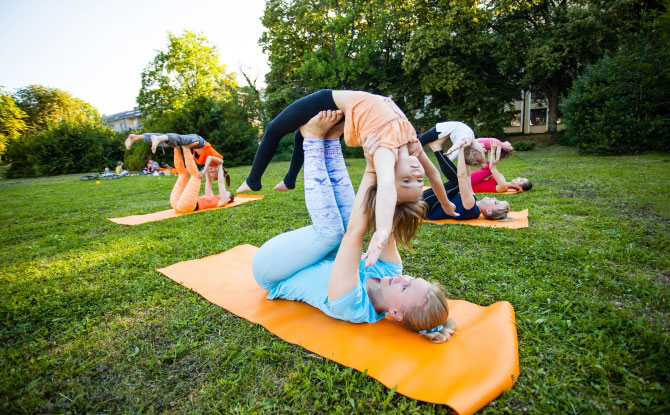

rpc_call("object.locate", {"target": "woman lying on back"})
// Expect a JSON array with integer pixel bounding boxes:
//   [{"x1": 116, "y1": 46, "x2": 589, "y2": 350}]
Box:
[{"x1": 252, "y1": 112, "x2": 456, "y2": 343}]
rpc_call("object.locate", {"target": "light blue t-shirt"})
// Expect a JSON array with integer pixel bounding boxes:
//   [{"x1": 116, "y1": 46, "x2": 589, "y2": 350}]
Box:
[{"x1": 267, "y1": 253, "x2": 403, "y2": 324}]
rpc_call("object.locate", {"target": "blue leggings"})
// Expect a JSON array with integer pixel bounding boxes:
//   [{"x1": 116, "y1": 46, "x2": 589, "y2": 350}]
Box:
[
  {"x1": 252, "y1": 138, "x2": 355, "y2": 291},
  {"x1": 243, "y1": 89, "x2": 340, "y2": 191}
]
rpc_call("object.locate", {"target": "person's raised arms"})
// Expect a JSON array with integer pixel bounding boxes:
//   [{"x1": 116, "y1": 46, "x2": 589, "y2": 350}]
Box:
[
  {"x1": 417, "y1": 149, "x2": 458, "y2": 217},
  {"x1": 328, "y1": 137, "x2": 379, "y2": 301},
  {"x1": 457, "y1": 141, "x2": 476, "y2": 210},
  {"x1": 488, "y1": 143, "x2": 509, "y2": 193}
]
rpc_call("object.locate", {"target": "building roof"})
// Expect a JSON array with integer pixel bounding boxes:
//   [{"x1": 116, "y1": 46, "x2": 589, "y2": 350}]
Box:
[{"x1": 102, "y1": 108, "x2": 143, "y2": 121}]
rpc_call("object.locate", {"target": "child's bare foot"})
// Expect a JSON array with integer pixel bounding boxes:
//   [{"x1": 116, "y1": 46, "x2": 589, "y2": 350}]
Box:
[
  {"x1": 236, "y1": 180, "x2": 253, "y2": 193},
  {"x1": 299, "y1": 110, "x2": 343, "y2": 138},
  {"x1": 325, "y1": 118, "x2": 344, "y2": 139},
  {"x1": 125, "y1": 134, "x2": 135, "y2": 150},
  {"x1": 428, "y1": 134, "x2": 450, "y2": 152},
  {"x1": 150, "y1": 135, "x2": 160, "y2": 154},
  {"x1": 273, "y1": 180, "x2": 291, "y2": 192}
]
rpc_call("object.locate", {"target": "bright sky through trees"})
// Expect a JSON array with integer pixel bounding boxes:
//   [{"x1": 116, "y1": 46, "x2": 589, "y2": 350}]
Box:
[{"x1": 0, "y1": 0, "x2": 269, "y2": 115}]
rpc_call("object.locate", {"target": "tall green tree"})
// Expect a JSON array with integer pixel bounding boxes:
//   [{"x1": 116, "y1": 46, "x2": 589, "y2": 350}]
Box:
[
  {"x1": 137, "y1": 31, "x2": 238, "y2": 116},
  {"x1": 490, "y1": 0, "x2": 655, "y2": 132},
  {"x1": 403, "y1": 0, "x2": 520, "y2": 135},
  {"x1": 0, "y1": 90, "x2": 27, "y2": 156},
  {"x1": 260, "y1": 0, "x2": 419, "y2": 117},
  {"x1": 13, "y1": 85, "x2": 100, "y2": 134}
]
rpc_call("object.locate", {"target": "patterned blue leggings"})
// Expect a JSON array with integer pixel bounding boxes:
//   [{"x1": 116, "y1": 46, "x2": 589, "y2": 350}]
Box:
[{"x1": 253, "y1": 139, "x2": 355, "y2": 290}]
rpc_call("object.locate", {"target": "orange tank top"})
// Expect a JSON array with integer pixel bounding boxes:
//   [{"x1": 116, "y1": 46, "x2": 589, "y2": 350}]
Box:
[
  {"x1": 196, "y1": 195, "x2": 220, "y2": 210},
  {"x1": 343, "y1": 92, "x2": 418, "y2": 158}
]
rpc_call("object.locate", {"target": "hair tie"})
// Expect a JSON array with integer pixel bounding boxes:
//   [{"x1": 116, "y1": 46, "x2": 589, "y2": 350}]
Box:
[{"x1": 419, "y1": 324, "x2": 443, "y2": 334}]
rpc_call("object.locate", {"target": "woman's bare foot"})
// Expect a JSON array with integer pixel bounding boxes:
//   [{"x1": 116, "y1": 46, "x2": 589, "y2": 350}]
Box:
[
  {"x1": 150, "y1": 135, "x2": 160, "y2": 154},
  {"x1": 428, "y1": 134, "x2": 450, "y2": 152},
  {"x1": 273, "y1": 180, "x2": 291, "y2": 192},
  {"x1": 236, "y1": 180, "x2": 253, "y2": 193},
  {"x1": 299, "y1": 110, "x2": 343, "y2": 138},
  {"x1": 325, "y1": 118, "x2": 345, "y2": 139}
]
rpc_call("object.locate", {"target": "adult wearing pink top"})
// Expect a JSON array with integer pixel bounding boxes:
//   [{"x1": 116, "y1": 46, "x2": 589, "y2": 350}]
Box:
[{"x1": 471, "y1": 140, "x2": 532, "y2": 193}]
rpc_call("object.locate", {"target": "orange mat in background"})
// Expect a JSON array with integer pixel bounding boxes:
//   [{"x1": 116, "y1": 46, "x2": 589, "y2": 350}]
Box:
[
  {"x1": 423, "y1": 209, "x2": 529, "y2": 229},
  {"x1": 157, "y1": 245, "x2": 519, "y2": 415},
  {"x1": 108, "y1": 194, "x2": 264, "y2": 225},
  {"x1": 422, "y1": 186, "x2": 521, "y2": 195},
  {"x1": 476, "y1": 188, "x2": 522, "y2": 195}
]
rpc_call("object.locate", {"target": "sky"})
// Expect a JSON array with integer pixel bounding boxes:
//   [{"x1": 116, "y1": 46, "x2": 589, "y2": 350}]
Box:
[{"x1": 0, "y1": 0, "x2": 270, "y2": 115}]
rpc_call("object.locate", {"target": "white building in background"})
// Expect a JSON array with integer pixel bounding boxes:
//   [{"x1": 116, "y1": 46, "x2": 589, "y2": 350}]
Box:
[
  {"x1": 504, "y1": 91, "x2": 564, "y2": 134},
  {"x1": 102, "y1": 108, "x2": 144, "y2": 132}
]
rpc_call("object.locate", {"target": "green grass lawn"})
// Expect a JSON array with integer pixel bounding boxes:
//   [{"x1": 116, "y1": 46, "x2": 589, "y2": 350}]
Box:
[{"x1": 1, "y1": 146, "x2": 669, "y2": 414}]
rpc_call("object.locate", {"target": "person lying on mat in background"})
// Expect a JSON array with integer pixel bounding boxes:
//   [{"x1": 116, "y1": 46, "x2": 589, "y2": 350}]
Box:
[
  {"x1": 419, "y1": 125, "x2": 531, "y2": 194},
  {"x1": 252, "y1": 111, "x2": 456, "y2": 343},
  {"x1": 470, "y1": 141, "x2": 532, "y2": 193},
  {"x1": 418, "y1": 121, "x2": 487, "y2": 167},
  {"x1": 170, "y1": 147, "x2": 233, "y2": 213},
  {"x1": 422, "y1": 137, "x2": 510, "y2": 221},
  {"x1": 236, "y1": 90, "x2": 456, "y2": 265}
]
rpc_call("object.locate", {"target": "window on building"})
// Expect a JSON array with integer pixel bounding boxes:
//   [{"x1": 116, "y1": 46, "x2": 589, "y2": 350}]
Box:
[
  {"x1": 529, "y1": 108, "x2": 546, "y2": 126},
  {"x1": 510, "y1": 111, "x2": 521, "y2": 127}
]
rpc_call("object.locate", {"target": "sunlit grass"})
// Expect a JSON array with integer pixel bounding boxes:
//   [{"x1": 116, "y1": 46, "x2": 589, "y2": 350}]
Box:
[{"x1": 1, "y1": 146, "x2": 668, "y2": 414}]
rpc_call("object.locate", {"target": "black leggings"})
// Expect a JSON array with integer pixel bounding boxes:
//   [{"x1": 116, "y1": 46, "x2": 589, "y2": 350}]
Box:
[
  {"x1": 422, "y1": 148, "x2": 460, "y2": 213},
  {"x1": 244, "y1": 89, "x2": 339, "y2": 190}
]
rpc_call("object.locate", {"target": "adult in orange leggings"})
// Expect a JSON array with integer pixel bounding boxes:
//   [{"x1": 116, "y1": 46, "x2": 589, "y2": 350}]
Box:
[{"x1": 170, "y1": 147, "x2": 234, "y2": 213}]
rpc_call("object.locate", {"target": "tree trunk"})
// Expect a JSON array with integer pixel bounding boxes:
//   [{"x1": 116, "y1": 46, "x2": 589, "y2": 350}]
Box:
[{"x1": 546, "y1": 80, "x2": 561, "y2": 133}]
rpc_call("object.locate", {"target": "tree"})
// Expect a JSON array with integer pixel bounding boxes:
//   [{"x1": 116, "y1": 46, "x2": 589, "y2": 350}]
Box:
[
  {"x1": 260, "y1": 0, "x2": 419, "y2": 118},
  {"x1": 0, "y1": 90, "x2": 27, "y2": 156},
  {"x1": 490, "y1": 0, "x2": 654, "y2": 132},
  {"x1": 137, "y1": 31, "x2": 238, "y2": 116},
  {"x1": 13, "y1": 85, "x2": 100, "y2": 134},
  {"x1": 403, "y1": 0, "x2": 521, "y2": 135}
]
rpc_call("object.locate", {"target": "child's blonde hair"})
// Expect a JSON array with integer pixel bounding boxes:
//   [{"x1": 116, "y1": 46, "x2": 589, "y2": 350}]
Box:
[{"x1": 363, "y1": 186, "x2": 427, "y2": 250}]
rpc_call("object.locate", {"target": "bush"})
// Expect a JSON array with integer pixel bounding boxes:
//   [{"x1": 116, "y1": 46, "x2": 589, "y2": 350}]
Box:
[
  {"x1": 513, "y1": 140, "x2": 536, "y2": 151},
  {"x1": 561, "y1": 37, "x2": 670, "y2": 154},
  {"x1": 5, "y1": 121, "x2": 122, "y2": 178}
]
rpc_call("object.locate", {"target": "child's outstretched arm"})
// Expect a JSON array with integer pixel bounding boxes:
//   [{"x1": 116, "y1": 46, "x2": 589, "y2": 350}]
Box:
[
  {"x1": 417, "y1": 150, "x2": 458, "y2": 217},
  {"x1": 364, "y1": 147, "x2": 396, "y2": 267}
]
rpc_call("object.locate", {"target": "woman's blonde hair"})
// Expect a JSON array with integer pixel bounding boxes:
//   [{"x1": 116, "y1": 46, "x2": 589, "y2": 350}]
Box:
[
  {"x1": 400, "y1": 281, "x2": 456, "y2": 344},
  {"x1": 363, "y1": 186, "x2": 427, "y2": 250},
  {"x1": 482, "y1": 202, "x2": 510, "y2": 220}
]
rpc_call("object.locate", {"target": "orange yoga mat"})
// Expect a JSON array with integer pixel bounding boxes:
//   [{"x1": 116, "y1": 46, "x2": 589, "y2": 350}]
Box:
[
  {"x1": 423, "y1": 209, "x2": 529, "y2": 229},
  {"x1": 422, "y1": 186, "x2": 521, "y2": 195},
  {"x1": 157, "y1": 245, "x2": 519, "y2": 414},
  {"x1": 476, "y1": 188, "x2": 522, "y2": 195},
  {"x1": 108, "y1": 194, "x2": 264, "y2": 225}
]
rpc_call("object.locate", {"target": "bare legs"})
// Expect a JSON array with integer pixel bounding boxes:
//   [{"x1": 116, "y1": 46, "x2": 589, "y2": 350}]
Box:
[{"x1": 169, "y1": 147, "x2": 202, "y2": 213}]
